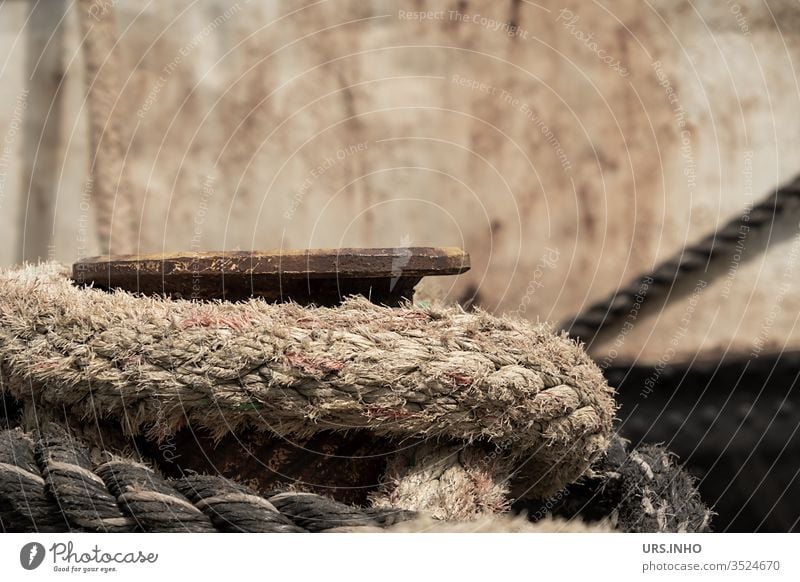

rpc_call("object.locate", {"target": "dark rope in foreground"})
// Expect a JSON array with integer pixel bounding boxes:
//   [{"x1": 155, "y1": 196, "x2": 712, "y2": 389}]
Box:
[
  {"x1": 0, "y1": 427, "x2": 414, "y2": 533},
  {"x1": 0, "y1": 429, "x2": 66, "y2": 532},
  {"x1": 562, "y1": 174, "x2": 800, "y2": 343},
  {"x1": 96, "y1": 460, "x2": 215, "y2": 533},
  {"x1": 36, "y1": 427, "x2": 134, "y2": 532},
  {"x1": 0, "y1": 427, "x2": 710, "y2": 533},
  {"x1": 175, "y1": 474, "x2": 306, "y2": 533}
]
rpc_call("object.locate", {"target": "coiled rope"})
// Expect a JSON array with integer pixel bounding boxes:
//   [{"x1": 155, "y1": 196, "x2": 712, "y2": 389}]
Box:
[{"x1": 0, "y1": 263, "x2": 615, "y2": 507}]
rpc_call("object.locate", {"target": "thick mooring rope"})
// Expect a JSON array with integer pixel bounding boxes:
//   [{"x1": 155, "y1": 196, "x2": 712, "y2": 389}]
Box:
[
  {"x1": 0, "y1": 263, "x2": 615, "y2": 504},
  {"x1": 562, "y1": 173, "x2": 800, "y2": 343}
]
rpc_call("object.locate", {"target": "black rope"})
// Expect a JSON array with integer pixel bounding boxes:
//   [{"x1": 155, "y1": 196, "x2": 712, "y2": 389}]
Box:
[
  {"x1": 175, "y1": 474, "x2": 306, "y2": 533},
  {"x1": 268, "y1": 492, "x2": 381, "y2": 532},
  {"x1": 0, "y1": 426, "x2": 414, "y2": 533},
  {"x1": 562, "y1": 174, "x2": 800, "y2": 343},
  {"x1": 96, "y1": 461, "x2": 215, "y2": 533},
  {"x1": 1, "y1": 425, "x2": 710, "y2": 533},
  {"x1": 0, "y1": 429, "x2": 66, "y2": 532},
  {"x1": 36, "y1": 427, "x2": 135, "y2": 532}
]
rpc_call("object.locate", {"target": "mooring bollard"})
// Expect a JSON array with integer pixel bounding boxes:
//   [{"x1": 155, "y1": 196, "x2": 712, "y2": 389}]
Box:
[{"x1": 70, "y1": 247, "x2": 473, "y2": 504}]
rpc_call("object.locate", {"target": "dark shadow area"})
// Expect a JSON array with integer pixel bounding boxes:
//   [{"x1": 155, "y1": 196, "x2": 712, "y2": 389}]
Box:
[{"x1": 608, "y1": 350, "x2": 800, "y2": 532}]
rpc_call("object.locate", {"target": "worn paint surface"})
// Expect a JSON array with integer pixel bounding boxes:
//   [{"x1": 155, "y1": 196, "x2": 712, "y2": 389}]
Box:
[{"x1": 1, "y1": 0, "x2": 800, "y2": 361}]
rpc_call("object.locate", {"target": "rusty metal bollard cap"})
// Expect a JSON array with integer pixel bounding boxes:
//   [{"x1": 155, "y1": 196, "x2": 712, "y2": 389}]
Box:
[{"x1": 72, "y1": 247, "x2": 470, "y2": 305}]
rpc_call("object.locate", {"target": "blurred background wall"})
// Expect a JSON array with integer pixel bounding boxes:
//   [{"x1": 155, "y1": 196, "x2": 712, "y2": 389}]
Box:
[{"x1": 1, "y1": 0, "x2": 800, "y2": 363}]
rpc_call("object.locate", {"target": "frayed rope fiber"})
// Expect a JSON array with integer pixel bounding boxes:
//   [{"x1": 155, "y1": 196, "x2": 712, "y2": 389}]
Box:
[{"x1": 0, "y1": 263, "x2": 615, "y2": 501}]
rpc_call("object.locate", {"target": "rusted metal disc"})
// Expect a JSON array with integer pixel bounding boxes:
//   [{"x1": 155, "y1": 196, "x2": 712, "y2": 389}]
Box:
[{"x1": 72, "y1": 247, "x2": 470, "y2": 305}]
